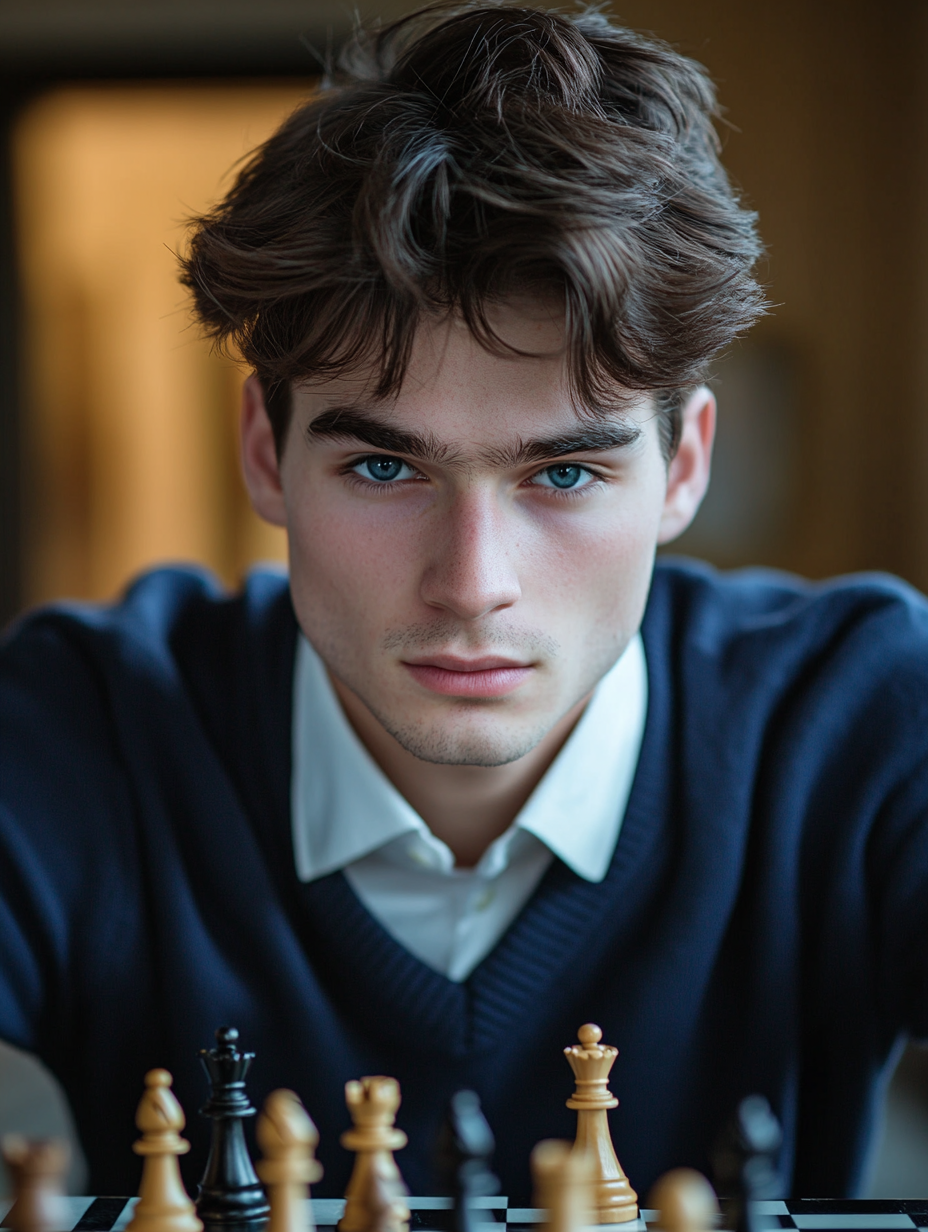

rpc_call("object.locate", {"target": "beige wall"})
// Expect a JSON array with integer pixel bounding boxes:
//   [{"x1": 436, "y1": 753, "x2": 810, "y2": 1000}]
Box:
[{"x1": 15, "y1": 85, "x2": 304, "y2": 606}]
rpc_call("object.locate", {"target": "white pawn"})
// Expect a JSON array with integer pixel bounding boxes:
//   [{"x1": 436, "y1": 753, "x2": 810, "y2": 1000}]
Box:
[
  {"x1": 1, "y1": 1136, "x2": 70, "y2": 1232},
  {"x1": 257, "y1": 1089, "x2": 323, "y2": 1232},
  {"x1": 531, "y1": 1140, "x2": 593, "y2": 1232},
  {"x1": 126, "y1": 1069, "x2": 203, "y2": 1232},
  {"x1": 647, "y1": 1168, "x2": 719, "y2": 1232}
]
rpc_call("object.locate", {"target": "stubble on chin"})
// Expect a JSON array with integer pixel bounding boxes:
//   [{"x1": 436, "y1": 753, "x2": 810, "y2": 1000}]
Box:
[{"x1": 353, "y1": 694, "x2": 559, "y2": 767}]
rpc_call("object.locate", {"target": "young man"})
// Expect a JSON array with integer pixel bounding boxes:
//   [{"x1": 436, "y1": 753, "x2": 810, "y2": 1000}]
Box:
[{"x1": 2, "y1": 0, "x2": 927, "y2": 1207}]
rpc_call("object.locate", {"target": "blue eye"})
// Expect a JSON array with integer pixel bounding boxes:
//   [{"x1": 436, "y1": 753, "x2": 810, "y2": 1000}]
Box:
[
  {"x1": 355, "y1": 456, "x2": 411, "y2": 483},
  {"x1": 533, "y1": 464, "x2": 591, "y2": 490}
]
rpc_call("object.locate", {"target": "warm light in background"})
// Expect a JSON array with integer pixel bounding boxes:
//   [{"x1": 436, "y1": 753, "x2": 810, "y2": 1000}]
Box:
[{"x1": 14, "y1": 83, "x2": 311, "y2": 606}]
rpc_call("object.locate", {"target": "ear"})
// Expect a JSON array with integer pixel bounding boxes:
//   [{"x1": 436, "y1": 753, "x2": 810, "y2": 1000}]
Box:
[
  {"x1": 657, "y1": 386, "x2": 716, "y2": 544},
  {"x1": 240, "y1": 374, "x2": 288, "y2": 527}
]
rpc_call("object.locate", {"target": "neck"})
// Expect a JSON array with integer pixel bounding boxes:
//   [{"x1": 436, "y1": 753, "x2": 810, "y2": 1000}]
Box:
[{"x1": 329, "y1": 679, "x2": 589, "y2": 868}]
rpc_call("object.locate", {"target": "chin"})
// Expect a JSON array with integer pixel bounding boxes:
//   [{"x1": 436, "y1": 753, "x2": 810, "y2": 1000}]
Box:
[{"x1": 380, "y1": 713, "x2": 550, "y2": 768}]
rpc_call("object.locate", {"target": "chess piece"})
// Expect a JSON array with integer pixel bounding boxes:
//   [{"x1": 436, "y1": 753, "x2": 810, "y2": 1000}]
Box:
[
  {"x1": 647, "y1": 1169, "x2": 719, "y2": 1232},
  {"x1": 366, "y1": 1163, "x2": 411, "y2": 1232},
  {"x1": 563, "y1": 1024, "x2": 638, "y2": 1224},
  {"x1": 338, "y1": 1077, "x2": 409, "y2": 1232},
  {"x1": 437, "y1": 1090, "x2": 499, "y2": 1232},
  {"x1": 126, "y1": 1068, "x2": 204, "y2": 1232},
  {"x1": 530, "y1": 1140, "x2": 593, "y2": 1232},
  {"x1": 1, "y1": 1136, "x2": 70, "y2": 1232},
  {"x1": 256, "y1": 1089, "x2": 323, "y2": 1232},
  {"x1": 711, "y1": 1095, "x2": 782, "y2": 1232},
  {"x1": 196, "y1": 1027, "x2": 270, "y2": 1232}
]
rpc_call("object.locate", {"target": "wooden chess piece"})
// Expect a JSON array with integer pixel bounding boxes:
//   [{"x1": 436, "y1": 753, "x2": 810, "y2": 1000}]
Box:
[
  {"x1": 338, "y1": 1077, "x2": 409, "y2": 1232},
  {"x1": 126, "y1": 1068, "x2": 204, "y2": 1232},
  {"x1": 366, "y1": 1162, "x2": 411, "y2": 1232},
  {"x1": 530, "y1": 1140, "x2": 593, "y2": 1232},
  {"x1": 647, "y1": 1169, "x2": 719, "y2": 1232},
  {"x1": 197, "y1": 1027, "x2": 270, "y2": 1232},
  {"x1": 256, "y1": 1089, "x2": 323, "y2": 1232},
  {"x1": 563, "y1": 1024, "x2": 638, "y2": 1224},
  {"x1": 1, "y1": 1135, "x2": 70, "y2": 1232}
]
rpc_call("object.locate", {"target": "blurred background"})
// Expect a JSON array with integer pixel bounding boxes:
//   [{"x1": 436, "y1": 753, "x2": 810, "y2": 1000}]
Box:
[{"x1": 0, "y1": 0, "x2": 926, "y2": 1201}]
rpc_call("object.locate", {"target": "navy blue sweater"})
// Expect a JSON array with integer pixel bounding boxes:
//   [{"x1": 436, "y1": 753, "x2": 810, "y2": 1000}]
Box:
[{"x1": 1, "y1": 561, "x2": 927, "y2": 1203}]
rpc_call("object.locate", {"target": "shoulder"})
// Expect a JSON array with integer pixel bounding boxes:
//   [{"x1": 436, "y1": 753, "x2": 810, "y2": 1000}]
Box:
[
  {"x1": 647, "y1": 555, "x2": 928, "y2": 665},
  {"x1": 0, "y1": 563, "x2": 296, "y2": 830},
  {"x1": 1, "y1": 564, "x2": 293, "y2": 688},
  {"x1": 644, "y1": 557, "x2": 928, "y2": 752}
]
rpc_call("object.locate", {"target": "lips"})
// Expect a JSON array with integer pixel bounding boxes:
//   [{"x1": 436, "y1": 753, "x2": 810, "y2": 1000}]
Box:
[
  {"x1": 402, "y1": 655, "x2": 534, "y2": 698},
  {"x1": 408, "y1": 654, "x2": 528, "y2": 672}
]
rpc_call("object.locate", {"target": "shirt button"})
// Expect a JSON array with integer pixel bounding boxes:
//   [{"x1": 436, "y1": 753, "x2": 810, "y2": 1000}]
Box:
[
  {"x1": 474, "y1": 887, "x2": 495, "y2": 911},
  {"x1": 408, "y1": 845, "x2": 433, "y2": 867}
]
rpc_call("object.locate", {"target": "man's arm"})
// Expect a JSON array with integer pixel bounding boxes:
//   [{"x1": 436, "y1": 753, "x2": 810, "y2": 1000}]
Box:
[{"x1": 0, "y1": 613, "x2": 144, "y2": 1061}]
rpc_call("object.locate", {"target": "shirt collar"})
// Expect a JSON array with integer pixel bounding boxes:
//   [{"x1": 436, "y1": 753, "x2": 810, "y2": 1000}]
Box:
[
  {"x1": 290, "y1": 641, "x2": 425, "y2": 881},
  {"x1": 291, "y1": 634, "x2": 647, "y2": 885},
  {"x1": 513, "y1": 633, "x2": 647, "y2": 881}
]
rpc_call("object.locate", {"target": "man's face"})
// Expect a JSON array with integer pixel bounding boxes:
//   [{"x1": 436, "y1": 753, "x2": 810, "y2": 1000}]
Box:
[{"x1": 260, "y1": 306, "x2": 699, "y2": 767}]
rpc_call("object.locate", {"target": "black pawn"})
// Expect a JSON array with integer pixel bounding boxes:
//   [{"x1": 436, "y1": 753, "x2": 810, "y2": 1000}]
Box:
[
  {"x1": 437, "y1": 1090, "x2": 499, "y2": 1232},
  {"x1": 711, "y1": 1095, "x2": 783, "y2": 1232},
  {"x1": 196, "y1": 1026, "x2": 271, "y2": 1232}
]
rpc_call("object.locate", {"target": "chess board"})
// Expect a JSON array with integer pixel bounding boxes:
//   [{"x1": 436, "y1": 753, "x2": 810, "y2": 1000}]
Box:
[{"x1": 3, "y1": 1198, "x2": 928, "y2": 1232}]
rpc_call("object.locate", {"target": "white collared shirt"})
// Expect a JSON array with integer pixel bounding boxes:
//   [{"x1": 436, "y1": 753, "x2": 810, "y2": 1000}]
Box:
[{"x1": 291, "y1": 634, "x2": 648, "y2": 982}]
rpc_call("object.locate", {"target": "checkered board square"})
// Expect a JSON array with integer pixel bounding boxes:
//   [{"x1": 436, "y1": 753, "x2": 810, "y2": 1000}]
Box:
[{"x1": 4, "y1": 1197, "x2": 928, "y2": 1232}]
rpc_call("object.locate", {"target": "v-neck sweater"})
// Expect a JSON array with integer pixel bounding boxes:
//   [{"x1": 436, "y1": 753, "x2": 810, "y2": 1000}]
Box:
[{"x1": 1, "y1": 560, "x2": 926, "y2": 1204}]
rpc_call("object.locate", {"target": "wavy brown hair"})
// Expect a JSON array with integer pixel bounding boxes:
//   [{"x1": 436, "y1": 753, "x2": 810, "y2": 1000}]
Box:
[{"x1": 180, "y1": 2, "x2": 764, "y2": 457}]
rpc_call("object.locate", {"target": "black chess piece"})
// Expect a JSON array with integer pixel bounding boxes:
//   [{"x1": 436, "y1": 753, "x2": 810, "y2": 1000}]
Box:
[
  {"x1": 196, "y1": 1026, "x2": 271, "y2": 1232},
  {"x1": 437, "y1": 1090, "x2": 500, "y2": 1232},
  {"x1": 711, "y1": 1094, "x2": 783, "y2": 1232}
]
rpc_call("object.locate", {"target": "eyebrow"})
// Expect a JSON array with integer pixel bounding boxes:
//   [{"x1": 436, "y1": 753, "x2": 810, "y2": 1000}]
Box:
[
  {"x1": 486, "y1": 423, "x2": 642, "y2": 467},
  {"x1": 305, "y1": 407, "x2": 461, "y2": 465},
  {"x1": 305, "y1": 406, "x2": 642, "y2": 468}
]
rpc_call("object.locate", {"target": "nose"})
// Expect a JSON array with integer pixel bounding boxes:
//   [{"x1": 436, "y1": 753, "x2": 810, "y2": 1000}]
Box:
[{"x1": 419, "y1": 487, "x2": 522, "y2": 621}]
